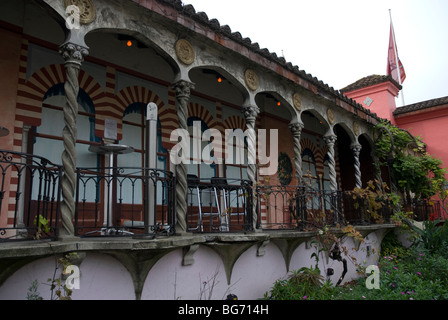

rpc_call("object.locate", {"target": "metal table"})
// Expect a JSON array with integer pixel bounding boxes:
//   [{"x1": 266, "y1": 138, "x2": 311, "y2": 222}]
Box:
[{"x1": 88, "y1": 144, "x2": 134, "y2": 235}]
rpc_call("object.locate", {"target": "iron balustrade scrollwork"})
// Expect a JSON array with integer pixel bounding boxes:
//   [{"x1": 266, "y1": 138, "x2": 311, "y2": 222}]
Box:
[
  {"x1": 255, "y1": 185, "x2": 393, "y2": 230},
  {"x1": 75, "y1": 166, "x2": 176, "y2": 237},
  {"x1": 186, "y1": 176, "x2": 253, "y2": 233},
  {"x1": 0, "y1": 150, "x2": 62, "y2": 241}
]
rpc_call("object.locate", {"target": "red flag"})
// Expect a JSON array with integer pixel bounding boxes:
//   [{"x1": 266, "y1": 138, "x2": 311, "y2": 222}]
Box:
[{"x1": 387, "y1": 22, "x2": 406, "y2": 84}]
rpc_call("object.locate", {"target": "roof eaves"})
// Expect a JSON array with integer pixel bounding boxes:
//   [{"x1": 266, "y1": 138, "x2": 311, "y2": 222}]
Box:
[
  {"x1": 147, "y1": 0, "x2": 385, "y2": 123},
  {"x1": 393, "y1": 96, "x2": 448, "y2": 116}
]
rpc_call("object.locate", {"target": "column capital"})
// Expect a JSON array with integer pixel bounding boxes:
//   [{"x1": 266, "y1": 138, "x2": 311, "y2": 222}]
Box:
[
  {"x1": 289, "y1": 122, "x2": 304, "y2": 135},
  {"x1": 59, "y1": 42, "x2": 89, "y2": 66},
  {"x1": 171, "y1": 80, "x2": 195, "y2": 100},
  {"x1": 323, "y1": 134, "x2": 337, "y2": 146},
  {"x1": 241, "y1": 105, "x2": 260, "y2": 121},
  {"x1": 351, "y1": 143, "x2": 362, "y2": 154}
]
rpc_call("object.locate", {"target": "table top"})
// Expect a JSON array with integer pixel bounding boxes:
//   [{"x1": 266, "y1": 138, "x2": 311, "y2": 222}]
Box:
[{"x1": 88, "y1": 144, "x2": 134, "y2": 155}]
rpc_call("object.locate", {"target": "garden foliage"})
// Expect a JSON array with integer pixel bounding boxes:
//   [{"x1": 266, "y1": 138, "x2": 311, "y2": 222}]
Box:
[{"x1": 264, "y1": 222, "x2": 448, "y2": 300}]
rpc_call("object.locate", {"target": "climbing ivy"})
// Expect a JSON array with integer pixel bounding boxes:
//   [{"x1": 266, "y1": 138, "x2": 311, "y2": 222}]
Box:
[{"x1": 374, "y1": 121, "x2": 447, "y2": 201}]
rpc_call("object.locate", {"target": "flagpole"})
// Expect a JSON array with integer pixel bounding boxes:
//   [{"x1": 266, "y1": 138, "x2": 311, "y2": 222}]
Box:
[{"x1": 389, "y1": 9, "x2": 405, "y2": 106}]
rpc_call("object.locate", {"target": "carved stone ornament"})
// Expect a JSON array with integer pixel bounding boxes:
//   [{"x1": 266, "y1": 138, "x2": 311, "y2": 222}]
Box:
[
  {"x1": 175, "y1": 39, "x2": 195, "y2": 65},
  {"x1": 64, "y1": 0, "x2": 96, "y2": 24},
  {"x1": 293, "y1": 93, "x2": 302, "y2": 111},
  {"x1": 327, "y1": 108, "x2": 335, "y2": 125},
  {"x1": 60, "y1": 42, "x2": 89, "y2": 65},
  {"x1": 244, "y1": 69, "x2": 259, "y2": 91}
]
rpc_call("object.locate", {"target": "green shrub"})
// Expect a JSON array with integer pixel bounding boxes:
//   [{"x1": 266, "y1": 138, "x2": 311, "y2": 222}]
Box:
[
  {"x1": 265, "y1": 230, "x2": 448, "y2": 300},
  {"x1": 334, "y1": 245, "x2": 448, "y2": 300},
  {"x1": 264, "y1": 266, "x2": 336, "y2": 300}
]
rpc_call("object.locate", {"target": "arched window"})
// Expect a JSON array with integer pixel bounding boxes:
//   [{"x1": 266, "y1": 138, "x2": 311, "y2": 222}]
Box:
[
  {"x1": 224, "y1": 128, "x2": 248, "y2": 181},
  {"x1": 117, "y1": 103, "x2": 168, "y2": 206},
  {"x1": 119, "y1": 102, "x2": 167, "y2": 171},
  {"x1": 33, "y1": 83, "x2": 99, "y2": 167},
  {"x1": 302, "y1": 148, "x2": 318, "y2": 190},
  {"x1": 302, "y1": 148, "x2": 320, "y2": 209},
  {"x1": 31, "y1": 84, "x2": 99, "y2": 202}
]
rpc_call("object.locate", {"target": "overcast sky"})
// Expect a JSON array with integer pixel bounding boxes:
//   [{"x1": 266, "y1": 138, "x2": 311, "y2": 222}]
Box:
[{"x1": 183, "y1": 0, "x2": 448, "y2": 107}]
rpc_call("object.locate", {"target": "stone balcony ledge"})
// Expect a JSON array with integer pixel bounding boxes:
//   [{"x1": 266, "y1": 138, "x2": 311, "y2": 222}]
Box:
[{"x1": 0, "y1": 224, "x2": 396, "y2": 260}]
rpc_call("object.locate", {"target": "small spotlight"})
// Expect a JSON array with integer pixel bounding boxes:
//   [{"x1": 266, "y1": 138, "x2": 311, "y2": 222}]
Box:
[
  {"x1": 127, "y1": 40, "x2": 133, "y2": 47},
  {"x1": 217, "y1": 77, "x2": 222, "y2": 83},
  {"x1": 277, "y1": 101, "x2": 281, "y2": 106}
]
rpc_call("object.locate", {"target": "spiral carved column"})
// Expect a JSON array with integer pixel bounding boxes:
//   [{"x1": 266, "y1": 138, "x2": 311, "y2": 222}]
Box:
[
  {"x1": 371, "y1": 149, "x2": 384, "y2": 191},
  {"x1": 351, "y1": 143, "x2": 363, "y2": 189},
  {"x1": 172, "y1": 80, "x2": 195, "y2": 234},
  {"x1": 242, "y1": 105, "x2": 260, "y2": 231},
  {"x1": 289, "y1": 122, "x2": 304, "y2": 185},
  {"x1": 323, "y1": 134, "x2": 338, "y2": 192},
  {"x1": 58, "y1": 42, "x2": 89, "y2": 238}
]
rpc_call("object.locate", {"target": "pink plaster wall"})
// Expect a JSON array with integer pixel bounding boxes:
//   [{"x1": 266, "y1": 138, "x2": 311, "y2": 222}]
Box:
[
  {"x1": 395, "y1": 105, "x2": 448, "y2": 179},
  {"x1": 345, "y1": 78, "x2": 448, "y2": 187},
  {"x1": 343, "y1": 82, "x2": 400, "y2": 125}
]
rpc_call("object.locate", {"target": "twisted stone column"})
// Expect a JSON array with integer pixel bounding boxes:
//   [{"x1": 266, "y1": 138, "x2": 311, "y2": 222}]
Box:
[
  {"x1": 323, "y1": 134, "x2": 338, "y2": 191},
  {"x1": 371, "y1": 148, "x2": 384, "y2": 191},
  {"x1": 351, "y1": 143, "x2": 362, "y2": 189},
  {"x1": 59, "y1": 42, "x2": 88, "y2": 238},
  {"x1": 289, "y1": 122, "x2": 304, "y2": 184},
  {"x1": 172, "y1": 80, "x2": 195, "y2": 233},
  {"x1": 242, "y1": 105, "x2": 260, "y2": 230}
]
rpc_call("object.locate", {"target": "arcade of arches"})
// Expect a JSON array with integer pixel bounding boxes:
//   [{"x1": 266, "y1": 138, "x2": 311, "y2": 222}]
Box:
[{"x1": 0, "y1": 0, "x2": 388, "y2": 235}]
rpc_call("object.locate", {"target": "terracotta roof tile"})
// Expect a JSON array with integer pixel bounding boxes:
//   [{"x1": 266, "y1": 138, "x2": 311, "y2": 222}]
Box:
[{"x1": 340, "y1": 74, "x2": 402, "y2": 93}]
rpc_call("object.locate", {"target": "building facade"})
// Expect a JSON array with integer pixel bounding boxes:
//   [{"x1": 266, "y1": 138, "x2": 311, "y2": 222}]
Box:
[
  {"x1": 0, "y1": 0, "x2": 395, "y2": 300},
  {"x1": 343, "y1": 75, "x2": 448, "y2": 219}
]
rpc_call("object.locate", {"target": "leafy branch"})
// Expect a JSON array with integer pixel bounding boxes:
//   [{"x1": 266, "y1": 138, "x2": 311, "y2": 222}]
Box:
[{"x1": 375, "y1": 121, "x2": 447, "y2": 204}]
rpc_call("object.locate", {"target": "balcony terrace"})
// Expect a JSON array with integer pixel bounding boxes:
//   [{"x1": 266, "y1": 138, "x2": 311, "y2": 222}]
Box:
[
  {"x1": 1, "y1": 150, "x2": 438, "y2": 299},
  {"x1": 2, "y1": 149, "x2": 441, "y2": 243}
]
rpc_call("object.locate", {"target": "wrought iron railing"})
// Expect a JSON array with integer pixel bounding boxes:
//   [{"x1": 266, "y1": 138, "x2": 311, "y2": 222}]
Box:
[
  {"x1": 412, "y1": 199, "x2": 443, "y2": 221},
  {"x1": 255, "y1": 185, "x2": 393, "y2": 230},
  {"x1": 75, "y1": 167, "x2": 176, "y2": 237},
  {"x1": 0, "y1": 149, "x2": 407, "y2": 241},
  {"x1": 0, "y1": 150, "x2": 62, "y2": 241},
  {"x1": 186, "y1": 176, "x2": 253, "y2": 232}
]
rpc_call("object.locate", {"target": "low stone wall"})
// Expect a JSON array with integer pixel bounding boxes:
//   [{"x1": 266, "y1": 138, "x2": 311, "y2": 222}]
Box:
[{"x1": 0, "y1": 225, "x2": 395, "y2": 300}]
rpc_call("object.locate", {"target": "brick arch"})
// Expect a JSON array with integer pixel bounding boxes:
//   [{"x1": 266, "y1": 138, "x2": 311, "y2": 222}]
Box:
[
  {"x1": 116, "y1": 86, "x2": 165, "y2": 114},
  {"x1": 114, "y1": 86, "x2": 177, "y2": 148},
  {"x1": 300, "y1": 138, "x2": 318, "y2": 158},
  {"x1": 78, "y1": 69, "x2": 105, "y2": 106},
  {"x1": 317, "y1": 145, "x2": 329, "y2": 163},
  {"x1": 223, "y1": 115, "x2": 246, "y2": 131},
  {"x1": 187, "y1": 102, "x2": 216, "y2": 130},
  {"x1": 16, "y1": 64, "x2": 105, "y2": 127}
]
